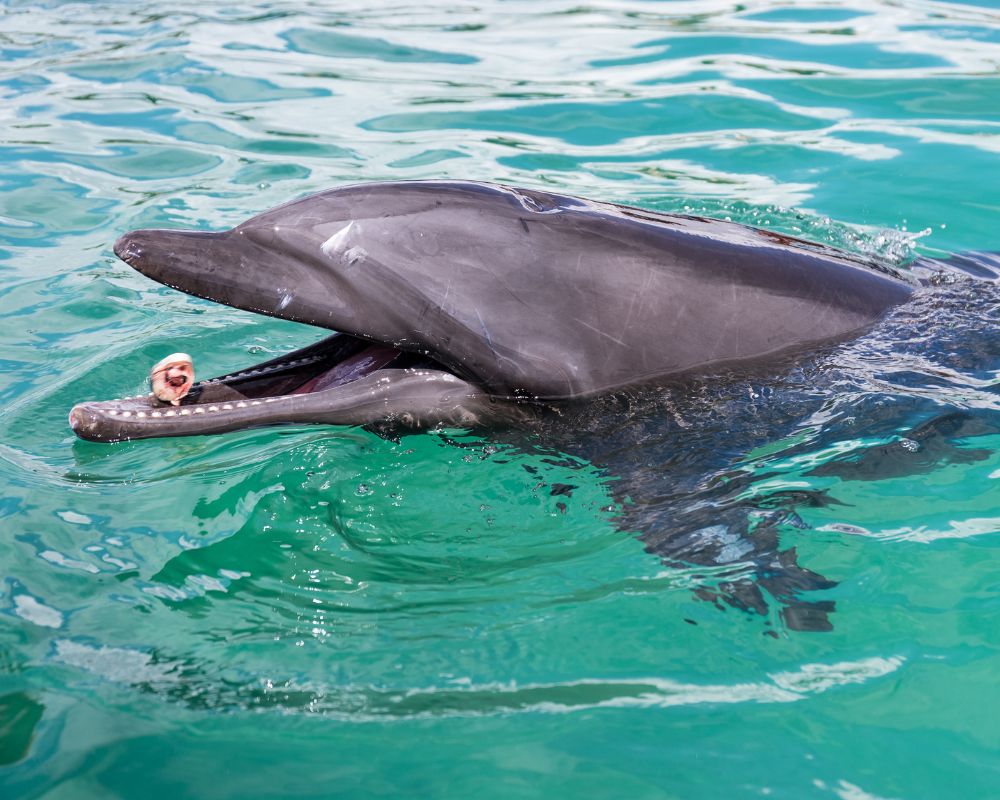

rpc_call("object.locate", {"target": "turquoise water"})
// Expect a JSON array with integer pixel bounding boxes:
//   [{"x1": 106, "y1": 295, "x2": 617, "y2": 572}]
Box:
[{"x1": 2, "y1": 1, "x2": 1000, "y2": 797}]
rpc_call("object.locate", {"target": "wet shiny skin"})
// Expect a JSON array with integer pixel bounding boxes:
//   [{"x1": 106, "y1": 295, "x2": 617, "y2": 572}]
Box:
[{"x1": 70, "y1": 180, "x2": 912, "y2": 443}]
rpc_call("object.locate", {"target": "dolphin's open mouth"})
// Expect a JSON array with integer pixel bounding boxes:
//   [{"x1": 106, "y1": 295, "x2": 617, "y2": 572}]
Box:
[{"x1": 69, "y1": 334, "x2": 453, "y2": 442}]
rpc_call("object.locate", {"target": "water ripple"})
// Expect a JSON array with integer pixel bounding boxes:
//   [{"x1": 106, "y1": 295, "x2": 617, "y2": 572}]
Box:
[{"x1": 52, "y1": 637, "x2": 905, "y2": 718}]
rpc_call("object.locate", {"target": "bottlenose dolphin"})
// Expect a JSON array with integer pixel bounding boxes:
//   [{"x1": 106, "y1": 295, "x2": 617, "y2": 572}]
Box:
[{"x1": 69, "y1": 180, "x2": 912, "y2": 442}]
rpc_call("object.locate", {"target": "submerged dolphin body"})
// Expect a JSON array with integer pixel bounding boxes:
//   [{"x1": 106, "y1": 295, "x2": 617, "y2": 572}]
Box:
[{"x1": 69, "y1": 180, "x2": 912, "y2": 442}]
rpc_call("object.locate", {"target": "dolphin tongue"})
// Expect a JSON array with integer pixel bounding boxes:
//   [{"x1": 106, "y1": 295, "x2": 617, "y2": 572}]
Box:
[{"x1": 292, "y1": 344, "x2": 401, "y2": 395}]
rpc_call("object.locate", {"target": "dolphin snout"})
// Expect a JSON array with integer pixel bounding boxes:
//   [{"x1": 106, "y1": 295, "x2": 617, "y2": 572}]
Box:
[
  {"x1": 111, "y1": 228, "x2": 230, "y2": 291},
  {"x1": 113, "y1": 232, "x2": 145, "y2": 266},
  {"x1": 68, "y1": 404, "x2": 100, "y2": 440}
]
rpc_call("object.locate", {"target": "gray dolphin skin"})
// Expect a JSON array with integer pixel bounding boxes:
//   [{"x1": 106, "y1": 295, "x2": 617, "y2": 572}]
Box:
[{"x1": 69, "y1": 180, "x2": 913, "y2": 442}]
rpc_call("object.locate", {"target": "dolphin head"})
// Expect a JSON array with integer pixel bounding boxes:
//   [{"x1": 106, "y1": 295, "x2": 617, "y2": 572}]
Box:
[
  {"x1": 107, "y1": 182, "x2": 549, "y2": 385},
  {"x1": 72, "y1": 184, "x2": 521, "y2": 442},
  {"x1": 70, "y1": 181, "x2": 912, "y2": 443}
]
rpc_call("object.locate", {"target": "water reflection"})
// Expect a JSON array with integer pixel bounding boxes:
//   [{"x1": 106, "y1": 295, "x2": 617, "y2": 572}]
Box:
[{"x1": 0, "y1": 692, "x2": 44, "y2": 767}]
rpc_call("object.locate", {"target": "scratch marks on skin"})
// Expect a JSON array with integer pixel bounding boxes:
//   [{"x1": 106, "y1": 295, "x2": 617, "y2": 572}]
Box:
[
  {"x1": 474, "y1": 306, "x2": 495, "y2": 353},
  {"x1": 572, "y1": 317, "x2": 628, "y2": 348},
  {"x1": 473, "y1": 305, "x2": 522, "y2": 377},
  {"x1": 620, "y1": 270, "x2": 654, "y2": 340}
]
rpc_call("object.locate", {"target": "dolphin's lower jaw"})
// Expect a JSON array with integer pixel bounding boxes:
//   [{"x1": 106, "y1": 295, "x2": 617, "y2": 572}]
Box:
[{"x1": 69, "y1": 334, "x2": 497, "y2": 443}]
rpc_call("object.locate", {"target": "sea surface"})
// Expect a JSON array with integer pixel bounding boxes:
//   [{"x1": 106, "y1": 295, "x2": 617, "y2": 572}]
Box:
[{"x1": 2, "y1": 1, "x2": 999, "y2": 798}]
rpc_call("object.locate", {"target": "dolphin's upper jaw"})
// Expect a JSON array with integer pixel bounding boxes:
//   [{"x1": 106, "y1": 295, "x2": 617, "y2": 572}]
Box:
[
  {"x1": 67, "y1": 333, "x2": 465, "y2": 442},
  {"x1": 113, "y1": 233, "x2": 143, "y2": 267},
  {"x1": 112, "y1": 229, "x2": 213, "y2": 294}
]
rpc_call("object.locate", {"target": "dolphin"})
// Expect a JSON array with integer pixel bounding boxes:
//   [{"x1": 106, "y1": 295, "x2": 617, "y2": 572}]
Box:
[{"x1": 69, "y1": 180, "x2": 913, "y2": 442}]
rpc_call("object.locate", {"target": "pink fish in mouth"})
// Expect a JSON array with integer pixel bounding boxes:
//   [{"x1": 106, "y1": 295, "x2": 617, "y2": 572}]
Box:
[
  {"x1": 150, "y1": 353, "x2": 194, "y2": 406},
  {"x1": 69, "y1": 180, "x2": 917, "y2": 444}
]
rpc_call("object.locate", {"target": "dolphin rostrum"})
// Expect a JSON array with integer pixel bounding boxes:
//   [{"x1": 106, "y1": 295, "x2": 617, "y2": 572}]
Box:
[{"x1": 69, "y1": 180, "x2": 913, "y2": 442}]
